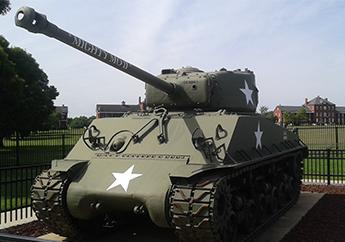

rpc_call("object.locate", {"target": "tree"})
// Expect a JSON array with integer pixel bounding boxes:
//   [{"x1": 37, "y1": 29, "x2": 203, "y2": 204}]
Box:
[
  {"x1": 0, "y1": 35, "x2": 58, "y2": 147},
  {"x1": 0, "y1": 37, "x2": 19, "y2": 147},
  {"x1": 259, "y1": 106, "x2": 269, "y2": 115},
  {"x1": 0, "y1": 0, "x2": 10, "y2": 15},
  {"x1": 43, "y1": 111, "x2": 62, "y2": 130},
  {"x1": 296, "y1": 108, "x2": 308, "y2": 125},
  {"x1": 69, "y1": 116, "x2": 95, "y2": 129},
  {"x1": 283, "y1": 108, "x2": 308, "y2": 126},
  {"x1": 283, "y1": 112, "x2": 296, "y2": 126},
  {"x1": 259, "y1": 106, "x2": 275, "y2": 122}
]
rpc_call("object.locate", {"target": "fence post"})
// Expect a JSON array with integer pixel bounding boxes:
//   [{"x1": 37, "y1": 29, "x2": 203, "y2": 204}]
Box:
[
  {"x1": 15, "y1": 132, "x2": 20, "y2": 166},
  {"x1": 335, "y1": 126, "x2": 339, "y2": 151},
  {"x1": 327, "y1": 149, "x2": 331, "y2": 185},
  {"x1": 62, "y1": 134, "x2": 66, "y2": 158}
]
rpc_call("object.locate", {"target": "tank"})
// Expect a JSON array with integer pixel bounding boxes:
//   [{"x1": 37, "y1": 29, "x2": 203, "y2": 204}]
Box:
[{"x1": 16, "y1": 7, "x2": 307, "y2": 242}]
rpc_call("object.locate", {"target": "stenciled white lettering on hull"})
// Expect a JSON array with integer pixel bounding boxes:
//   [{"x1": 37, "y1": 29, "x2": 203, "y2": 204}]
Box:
[{"x1": 70, "y1": 34, "x2": 129, "y2": 70}]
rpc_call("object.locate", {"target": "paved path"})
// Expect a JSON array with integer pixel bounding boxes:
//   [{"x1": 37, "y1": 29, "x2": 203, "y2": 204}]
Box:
[
  {"x1": 39, "y1": 192, "x2": 324, "y2": 242},
  {"x1": 256, "y1": 192, "x2": 324, "y2": 242}
]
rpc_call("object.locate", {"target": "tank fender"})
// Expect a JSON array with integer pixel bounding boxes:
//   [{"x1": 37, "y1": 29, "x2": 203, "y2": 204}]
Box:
[
  {"x1": 170, "y1": 145, "x2": 307, "y2": 184},
  {"x1": 51, "y1": 159, "x2": 89, "y2": 174}
]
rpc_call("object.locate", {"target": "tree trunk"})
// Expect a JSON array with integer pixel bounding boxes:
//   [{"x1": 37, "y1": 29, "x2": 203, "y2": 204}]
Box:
[{"x1": 0, "y1": 137, "x2": 4, "y2": 148}]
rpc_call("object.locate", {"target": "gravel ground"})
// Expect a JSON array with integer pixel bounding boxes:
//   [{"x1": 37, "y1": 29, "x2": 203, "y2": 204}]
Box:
[{"x1": 1, "y1": 185, "x2": 345, "y2": 241}]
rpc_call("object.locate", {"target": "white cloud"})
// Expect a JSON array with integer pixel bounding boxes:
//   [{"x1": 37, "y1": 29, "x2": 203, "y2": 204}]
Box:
[{"x1": 1, "y1": 0, "x2": 344, "y2": 116}]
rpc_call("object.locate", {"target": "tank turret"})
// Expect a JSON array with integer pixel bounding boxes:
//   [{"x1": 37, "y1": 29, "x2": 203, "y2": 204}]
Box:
[{"x1": 15, "y1": 6, "x2": 258, "y2": 112}]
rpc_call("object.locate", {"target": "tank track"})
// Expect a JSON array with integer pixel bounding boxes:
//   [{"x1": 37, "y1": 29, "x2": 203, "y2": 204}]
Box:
[
  {"x1": 170, "y1": 151, "x2": 302, "y2": 242},
  {"x1": 31, "y1": 170, "x2": 81, "y2": 238}
]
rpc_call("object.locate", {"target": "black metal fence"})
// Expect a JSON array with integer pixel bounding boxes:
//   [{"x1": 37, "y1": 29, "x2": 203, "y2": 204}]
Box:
[
  {"x1": 0, "y1": 129, "x2": 83, "y2": 225},
  {"x1": 0, "y1": 163, "x2": 50, "y2": 224},
  {"x1": 303, "y1": 149, "x2": 345, "y2": 185},
  {"x1": 0, "y1": 126, "x2": 345, "y2": 225},
  {"x1": 290, "y1": 125, "x2": 345, "y2": 150},
  {"x1": 0, "y1": 129, "x2": 83, "y2": 167}
]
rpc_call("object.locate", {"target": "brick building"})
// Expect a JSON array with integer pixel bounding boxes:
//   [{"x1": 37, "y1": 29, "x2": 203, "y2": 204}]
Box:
[
  {"x1": 55, "y1": 105, "x2": 68, "y2": 128},
  {"x1": 274, "y1": 96, "x2": 345, "y2": 125},
  {"x1": 96, "y1": 101, "x2": 140, "y2": 118}
]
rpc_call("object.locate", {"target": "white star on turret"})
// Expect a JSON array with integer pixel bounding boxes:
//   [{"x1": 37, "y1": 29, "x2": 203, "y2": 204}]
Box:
[
  {"x1": 255, "y1": 122, "x2": 263, "y2": 149},
  {"x1": 240, "y1": 80, "x2": 254, "y2": 105},
  {"x1": 106, "y1": 165, "x2": 142, "y2": 192}
]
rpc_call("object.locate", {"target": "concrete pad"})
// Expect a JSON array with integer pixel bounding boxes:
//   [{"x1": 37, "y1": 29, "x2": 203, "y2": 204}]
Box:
[
  {"x1": 0, "y1": 208, "x2": 37, "y2": 229},
  {"x1": 39, "y1": 233, "x2": 66, "y2": 241},
  {"x1": 37, "y1": 192, "x2": 323, "y2": 242},
  {"x1": 39, "y1": 226, "x2": 177, "y2": 242},
  {"x1": 256, "y1": 192, "x2": 324, "y2": 242}
]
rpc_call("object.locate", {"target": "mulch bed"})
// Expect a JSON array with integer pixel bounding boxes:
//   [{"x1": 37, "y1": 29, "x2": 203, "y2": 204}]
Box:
[
  {"x1": 281, "y1": 184, "x2": 345, "y2": 242},
  {"x1": 0, "y1": 220, "x2": 49, "y2": 237},
  {"x1": 1, "y1": 184, "x2": 345, "y2": 241}
]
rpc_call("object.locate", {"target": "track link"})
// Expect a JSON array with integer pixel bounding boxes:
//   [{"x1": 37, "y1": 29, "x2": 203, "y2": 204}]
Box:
[
  {"x1": 170, "y1": 152, "x2": 302, "y2": 242},
  {"x1": 31, "y1": 170, "x2": 80, "y2": 238}
]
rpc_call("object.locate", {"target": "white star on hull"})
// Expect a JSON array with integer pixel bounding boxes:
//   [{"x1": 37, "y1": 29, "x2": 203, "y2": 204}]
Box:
[
  {"x1": 255, "y1": 122, "x2": 263, "y2": 149},
  {"x1": 106, "y1": 165, "x2": 142, "y2": 192}
]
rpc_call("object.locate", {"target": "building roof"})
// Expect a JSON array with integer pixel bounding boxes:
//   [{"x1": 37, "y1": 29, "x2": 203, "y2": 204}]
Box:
[
  {"x1": 278, "y1": 105, "x2": 312, "y2": 113},
  {"x1": 307, "y1": 96, "x2": 335, "y2": 105},
  {"x1": 336, "y1": 107, "x2": 345, "y2": 113},
  {"x1": 96, "y1": 104, "x2": 139, "y2": 113},
  {"x1": 55, "y1": 105, "x2": 68, "y2": 113}
]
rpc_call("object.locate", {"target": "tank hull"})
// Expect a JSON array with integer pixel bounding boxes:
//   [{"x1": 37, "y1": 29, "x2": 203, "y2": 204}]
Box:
[{"x1": 31, "y1": 112, "x2": 307, "y2": 241}]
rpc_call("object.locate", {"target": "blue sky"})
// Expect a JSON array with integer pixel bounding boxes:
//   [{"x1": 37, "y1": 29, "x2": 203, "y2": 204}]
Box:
[{"x1": 1, "y1": 0, "x2": 344, "y2": 117}]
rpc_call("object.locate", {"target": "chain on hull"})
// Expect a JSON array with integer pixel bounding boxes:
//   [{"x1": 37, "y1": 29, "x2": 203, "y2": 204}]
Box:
[{"x1": 169, "y1": 151, "x2": 302, "y2": 242}]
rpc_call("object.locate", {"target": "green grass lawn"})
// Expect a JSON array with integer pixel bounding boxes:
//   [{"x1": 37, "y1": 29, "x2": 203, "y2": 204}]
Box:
[
  {"x1": 3, "y1": 129, "x2": 83, "y2": 147},
  {"x1": 0, "y1": 145, "x2": 75, "y2": 166},
  {"x1": 1, "y1": 195, "x2": 31, "y2": 212},
  {"x1": 0, "y1": 164, "x2": 49, "y2": 212},
  {"x1": 1, "y1": 129, "x2": 83, "y2": 167},
  {"x1": 303, "y1": 156, "x2": 345, "y2": 181},
  {"x1": 290, "y1": 125, "x2": 345, "y2": 149},
  {"x1": 0, "y1": 127, "x2": 345, "y2": 213}
]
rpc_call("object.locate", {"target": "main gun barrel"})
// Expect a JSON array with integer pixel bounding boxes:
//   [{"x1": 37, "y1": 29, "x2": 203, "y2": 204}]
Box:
[{"x1": 15, "y1": 7, "x2": 175, "y2": 95}]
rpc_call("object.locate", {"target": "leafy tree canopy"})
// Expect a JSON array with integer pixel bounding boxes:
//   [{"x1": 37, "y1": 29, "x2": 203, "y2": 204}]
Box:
[
  {"x1": 259, "y1": 106, "x2": 275, "y2": 122},
  {"x1": 283, "y1": 108, "x2": 308, "y2": 126},
  {"x1": 68, "y1": 116, "x2": 95, "y2": 129},
  {"x1": 0, "y1": 0, "x2": 10, "y2": 15},
  {"x1": 259, "y1": 106, "x2": 269, "y2": 114},
  {"x1": 0, "y1": 35, "x2": 59, "y2": 147}
]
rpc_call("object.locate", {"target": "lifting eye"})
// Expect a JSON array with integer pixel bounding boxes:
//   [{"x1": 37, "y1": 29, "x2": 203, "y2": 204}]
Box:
[{"x1": 192, "y1": 84, "x2": 197, "y2": 90}]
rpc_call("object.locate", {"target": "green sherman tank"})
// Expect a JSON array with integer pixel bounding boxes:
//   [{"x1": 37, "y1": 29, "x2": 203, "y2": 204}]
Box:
[{"x1": 16, "y1": 7, "x2": 307, "y2": 242}]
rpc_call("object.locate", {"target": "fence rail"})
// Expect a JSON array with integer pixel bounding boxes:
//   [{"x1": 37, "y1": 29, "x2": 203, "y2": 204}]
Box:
[
  {"x1": 0, "y1": 163, "x2": 50, "y2": 224},
  {"x1": 303, "y1": 149, "x2": 345, "y2": 184},
  {"x1": 289, "y1": 125, "x2": 345, "y2": 150},
  {"x1": 0, "y1": 149, "x2": 345, "y2": 225},
  {"x1": 0, "y1": 129, "x2": 83, "y2": 167}
]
